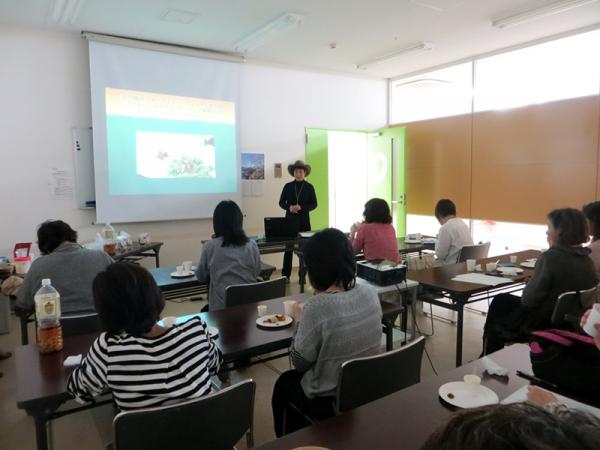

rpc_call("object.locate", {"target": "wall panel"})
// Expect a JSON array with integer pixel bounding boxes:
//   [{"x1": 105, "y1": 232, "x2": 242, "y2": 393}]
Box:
[{"x1": 405, "y1": 114, "x2": 472, "y2": 217}]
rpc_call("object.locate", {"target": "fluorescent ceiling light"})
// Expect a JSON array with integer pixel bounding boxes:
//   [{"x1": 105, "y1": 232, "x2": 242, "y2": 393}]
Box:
[
  {"x1": 234, "y1": 13, "x2": 304, "y2": 53},
  {"x1": 492, "y1": 0, "x2": 599, "y2": 29},
  {"x1": 356, "y1": 42, "x2": 434, "y2": 70}
]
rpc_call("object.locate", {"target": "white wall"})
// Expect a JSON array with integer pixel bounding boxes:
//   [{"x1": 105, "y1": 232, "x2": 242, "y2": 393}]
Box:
[{"x1": 0, "y1": 26, "x2": 387, "y2": 268}]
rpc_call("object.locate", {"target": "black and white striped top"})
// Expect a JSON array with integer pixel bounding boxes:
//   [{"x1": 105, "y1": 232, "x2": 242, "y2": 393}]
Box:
[{"x1": 67, "y1": 316, "x2": 222, "y2": 410}]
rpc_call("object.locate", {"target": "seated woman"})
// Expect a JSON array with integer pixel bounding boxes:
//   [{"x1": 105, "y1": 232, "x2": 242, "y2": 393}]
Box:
[
  {"x1": 434, "y1": 199, "x2": 473, "y2": 265},
  {"x1": 17, "y1": 220, "x2": 113, "y2": 315},
  {"x1": 482, "y1": 208, "x2": 597, "y2": 355},
  {"x1": 582, "y1": 201, "x2": 600, "y2": 278},
  {"x1": 67, "y1": 263, "x2": 221, "y2": 410},
  {"x1": 421, "y1": 402, "x2": 600, "y2": 450},
  {"x1": 349, "y1": 198, "x2": 400, "y2": 263},
  {"x1": 271, "y1": 228, "x2": 382, "y2": 437},
  {"x1": 196, "y1": 200, "x2": 261, "y2": 311}
]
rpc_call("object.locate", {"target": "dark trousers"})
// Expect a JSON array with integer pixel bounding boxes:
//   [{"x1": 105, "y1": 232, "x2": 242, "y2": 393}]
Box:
[
  {"x1": 482, "y1": 293, "x2": 525, "y2": 355},
  {"x1": 282, "y1": 244, "x2": 294, "y2": 278},
  {"x1": 272, "y1": 370, "x2": 335, "y2": 437}
]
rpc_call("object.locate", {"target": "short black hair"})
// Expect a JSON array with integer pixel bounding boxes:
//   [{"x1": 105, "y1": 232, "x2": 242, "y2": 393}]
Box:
[
  {"x1": 213, "y1": 200, "x2": 249, "y2": 247},
  {"x1": 434, "y1": 199, "x2": 457, "y2": 221},
  {"x1": 303, "y1": 228, "x2": 356, "y2": 291},
  {"x1": 548, "y1": 208, "x2": 588, "y2": 247},
  {"x1": 363, "y1": 198, "x2": 392, "y2": 224},
  {"x1": 93, "y1": 263, "x2": 165, "y2": 336},
  {"x1": 37, "y1": 220, "x2": 78, "y2": 255},
  {"x1": 582, "y1": 201, "x2": 600, "y2": 240},
  {"x1": 421, "y1": 403, "x2": 600, "y2": 450}
]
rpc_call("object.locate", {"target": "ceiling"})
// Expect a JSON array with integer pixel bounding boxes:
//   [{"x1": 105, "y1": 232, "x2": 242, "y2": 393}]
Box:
[{"x1": 1, "y1": 0, "x2": 600, "y2": 79}]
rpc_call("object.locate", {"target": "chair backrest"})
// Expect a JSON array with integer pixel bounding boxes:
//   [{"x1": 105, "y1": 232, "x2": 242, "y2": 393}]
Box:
[
  {"x1": 457, "y1": 242, "x2": 491, "y2": 263},
  {"x1": 552, "y1": 286, "x2": 599, "y2": 329},
  {"x1": 225, "y1": 277, "x2": 287, "y2": 308},
  {"x1": 113, "y1": 379, "x2": 255, "y2": 450},
  {"x1": 61, "y1": 313, "x2": 102, "y2": 337},
  {"x1": 335, "y1": 337, "x2": 426, "y2": 414}
]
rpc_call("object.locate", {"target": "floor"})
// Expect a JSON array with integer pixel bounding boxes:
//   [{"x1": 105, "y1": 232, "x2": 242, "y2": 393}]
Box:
[{"x1": 0, "y1": 272, "x2": 490, "y2": 450}]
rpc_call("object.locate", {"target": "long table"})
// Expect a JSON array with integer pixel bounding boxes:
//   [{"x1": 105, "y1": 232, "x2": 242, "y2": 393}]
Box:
[
  {"x1": 408, "y1": 250, "x2": 540, "y2": 367},
  {"x1": 255, "y1": 344, "x2": 534, "y2": 450},
  {"x1": 113, "y1": 241, "x2": 163, "y2": 267},
  {"x1": 15, "y1": 294, "x2": 303, "y2": 450}
]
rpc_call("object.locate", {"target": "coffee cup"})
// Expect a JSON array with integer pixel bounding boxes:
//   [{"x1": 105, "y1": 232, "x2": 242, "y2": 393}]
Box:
[
  {"x1": 486, "y1": 262, "x2": 497, "y2": 272},
  {"x1": 176, "y1": 265, "x2": 184, "y2": 275},
  {"x1": 466, "y1": 259, "x2": 476, "y2": 272},
  {"x1": 183, "y1": 261, "x2": 193, "y2": 272},
  {"x1": 510, "y1": 255, "x2": 518, "y2": 264},
  {"x1": 583, "y1": 304, "x2": 600, "y2": 338},
  {"x1": 283, "y1": 300, "x2": 296, "y2": 316},
  {"x1": 257, "y1": 304, "x2": 267, "y2": 317},
  {"x1": 163, "y1": 316, "x2": 177, "y2": 328}
]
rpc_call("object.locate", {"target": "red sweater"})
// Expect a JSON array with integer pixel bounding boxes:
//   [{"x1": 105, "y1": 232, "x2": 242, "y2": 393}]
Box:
[{"x1": 350, "y1": 223, "x2": 400, "y2": 263}]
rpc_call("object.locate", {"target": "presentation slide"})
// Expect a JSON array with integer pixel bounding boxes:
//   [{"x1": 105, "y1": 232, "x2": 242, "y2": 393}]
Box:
[
  {"x1": 105, "y1": 88, "x2": 236, "y2": 196},
  {"x1": 88, "y1": 40, "x2": 241, "y2": 223}
]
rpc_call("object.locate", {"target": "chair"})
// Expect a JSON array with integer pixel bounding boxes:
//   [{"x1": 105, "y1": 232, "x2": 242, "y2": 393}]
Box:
[
  {"x1": 113, "y1": 379, "x2": 255, "y2": 450},
  {"x1": 552, "y1": 286, "x2": 599, "y2": 330},
  {"x1": 283, "y1": 337, "x2": 426, "y2": 433},
  {"x1": 335, "y1": 336, "x2": 426, "y2": 413},
  {"x1": 457, "y1": 242, "x2": 491, "y2": 262},
  {"x1": 225, "y1": 277, "x2": 287, "y2": 308},
  {"x1": 61, "y1": 313, "x2": 102, "y2": 337}
]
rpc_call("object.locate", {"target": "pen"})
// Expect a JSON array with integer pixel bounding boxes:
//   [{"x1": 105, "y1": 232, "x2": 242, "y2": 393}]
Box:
[{"x1": 516, "y1": 370, "x2": 559, "y2": 390}]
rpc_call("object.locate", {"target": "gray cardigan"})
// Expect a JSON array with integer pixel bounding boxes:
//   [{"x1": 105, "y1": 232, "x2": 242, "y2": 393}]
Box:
[
  {"x1": 195, "y1": 237, "x2": 261, "y2": 311},
  {"x1": 291, "y1": 283, "x2": 382, "y2": 398},
  {"x1": 17, "y1": 243, "x2": 113, "y2": 314}
]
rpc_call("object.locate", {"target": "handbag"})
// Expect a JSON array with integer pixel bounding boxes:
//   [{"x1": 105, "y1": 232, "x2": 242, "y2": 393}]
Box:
[{"x1": 529, "y1": 329, "x2": 600, "y2": 397}]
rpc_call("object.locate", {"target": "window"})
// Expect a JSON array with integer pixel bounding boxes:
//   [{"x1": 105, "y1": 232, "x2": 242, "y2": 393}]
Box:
[
  {"x1": 474, "y1": 29, "x2": 600, "y2": 112},
  {"x1": 390, "y1": 62, "x2": 473, "y2": 124},
  {"x1": 472, "y1": 220, "x2": 548, "y2": 257}
]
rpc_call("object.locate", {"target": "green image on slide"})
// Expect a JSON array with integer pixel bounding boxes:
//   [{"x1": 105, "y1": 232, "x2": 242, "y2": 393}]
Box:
[{"x1": 106, "y1": 115, "x2": 237, "y2": 196}]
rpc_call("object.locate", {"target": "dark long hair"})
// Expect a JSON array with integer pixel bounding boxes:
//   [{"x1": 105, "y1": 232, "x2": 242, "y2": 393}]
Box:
[
  {"x1": 213, "y1": 200, "x2": 249, "y2": 247},
  {"x1": 583, "y1": 201, "x2": 600, "y2": 241},
  {"x1": 303, "y1": 228, "x2": 356, "y2": 291}
]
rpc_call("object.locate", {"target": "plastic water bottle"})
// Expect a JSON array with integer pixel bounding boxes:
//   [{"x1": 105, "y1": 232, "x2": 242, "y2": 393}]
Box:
[{"x1": 34, "y1": 278, "x2": 63, "y2": 354}]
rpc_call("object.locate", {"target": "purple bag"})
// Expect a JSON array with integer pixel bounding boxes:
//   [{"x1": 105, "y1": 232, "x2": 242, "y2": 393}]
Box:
[{"x1": 529, "y1": 329, "x2": 600, "y2": 397}]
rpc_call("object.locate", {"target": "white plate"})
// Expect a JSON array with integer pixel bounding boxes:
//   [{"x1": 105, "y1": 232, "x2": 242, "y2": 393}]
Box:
[
  {"x1": 520, "y1": 260, "x2": 536, "y2": 269},
  {"x1": 438, "y1": 381, "x2": 499, "y2": 408},
  {"x1": 256, "y1": 314, "x2": 293, "y2": 329},
  {"x1": 496, "y1": 266, "x2": 524, "y2": 276},
  {"x1": 170, "y1": 271, "x2": 195, "y2": 278},
  {"x1": 208, "y1": 326, "x2": 219, "y2": 338},
  {"x1": 404, "y1": 239, "x2": 422, "y2": 244}
]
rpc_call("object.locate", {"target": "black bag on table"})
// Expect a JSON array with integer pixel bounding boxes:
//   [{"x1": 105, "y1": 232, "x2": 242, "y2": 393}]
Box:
[{"x1": 529, "y1": 329, "x2": 600, "y2": 397}]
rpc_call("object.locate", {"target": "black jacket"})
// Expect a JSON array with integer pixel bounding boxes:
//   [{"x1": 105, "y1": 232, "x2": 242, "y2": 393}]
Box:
[
  {"x1": 520, "y1": 245, "x2": 598, "y2": 330},
  {"x1": 278, "y1": 180, "x2": 317, "y2": 231}
]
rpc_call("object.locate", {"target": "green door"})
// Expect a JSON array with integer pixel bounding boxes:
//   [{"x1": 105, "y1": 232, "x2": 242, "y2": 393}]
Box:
[{"x1": 305, "y1": 128, "x2": 329, "y2": 230}]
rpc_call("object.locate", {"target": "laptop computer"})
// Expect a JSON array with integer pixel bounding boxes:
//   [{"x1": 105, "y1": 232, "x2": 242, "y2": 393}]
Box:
[{"x1": 264, "y1": 217, "x2": 299, "y2": 241}]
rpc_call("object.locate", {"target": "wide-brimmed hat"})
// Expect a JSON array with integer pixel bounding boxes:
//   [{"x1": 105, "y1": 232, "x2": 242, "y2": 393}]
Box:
[{"x1": 288, "y1": 160, "x2": 311, "y2": 177}]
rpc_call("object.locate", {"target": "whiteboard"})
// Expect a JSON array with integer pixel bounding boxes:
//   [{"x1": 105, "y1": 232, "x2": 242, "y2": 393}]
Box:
[{"x1": 72, "y1": 127, "x2": 96, "y2": 209}]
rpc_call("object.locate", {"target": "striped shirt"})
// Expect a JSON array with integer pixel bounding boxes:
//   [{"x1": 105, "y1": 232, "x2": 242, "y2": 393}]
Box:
[{"x1": 67, "y1": 316, "x2": 222, "y2": 410}]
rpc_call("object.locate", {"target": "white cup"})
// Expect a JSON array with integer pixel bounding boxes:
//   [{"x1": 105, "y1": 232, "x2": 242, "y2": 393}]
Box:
[
  {"x1": 510, "y1": 255, "x2": 518, "y2": 264},
  {"x1": 283, "y1": 300, "x2": 296, "y2": 316},
  {"x1": 583, "y1": 304, "x2": 600, "y2": 338},
  {"x1": 183, "y1": 261, "x2": 193, "y2": 272},
  {"x1": 486, "y1": 262, "x2": 497, "y2": 272},
  {"x1": 163, "y1": 316, "x2": 177, "y2": 328},
  {"x1": 176, "y1": 265, "x2": 184, "y2": 275},
  {"x1": 466, "y1": 259, "x2": 476, "y2": 272},
  {"x1": 257, "y1": 304, "x2": 268, "y2": 317}
]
